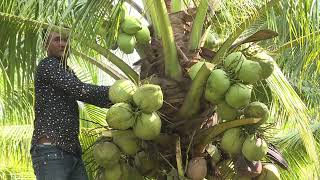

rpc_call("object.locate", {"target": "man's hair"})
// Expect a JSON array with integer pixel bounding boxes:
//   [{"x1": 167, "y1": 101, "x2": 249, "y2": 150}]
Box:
[{"x1": 42, "y1": 25, "x2": 71, "y2": 42}]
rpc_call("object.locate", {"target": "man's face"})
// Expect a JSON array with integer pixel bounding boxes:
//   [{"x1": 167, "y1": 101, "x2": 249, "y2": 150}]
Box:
[{"x1": 45, "y1": 32, "x2": 70, "y2": 60}]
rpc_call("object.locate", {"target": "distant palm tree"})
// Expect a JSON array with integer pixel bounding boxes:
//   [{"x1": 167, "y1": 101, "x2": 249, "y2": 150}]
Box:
[{"x1": 0, "y1": 0, "x2": 319, "y2": 179}]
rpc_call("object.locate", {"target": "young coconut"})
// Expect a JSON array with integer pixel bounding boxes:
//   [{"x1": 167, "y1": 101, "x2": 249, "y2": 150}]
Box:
[
  {"x1": 93, "y1": 142, "x2": 121, "y2": 168},
  {"x1": 225, "y1": 83, "x2": 252, "y2": 109},
  {"x1": 217, "y1": 101, "x2": 238, "y2": 121},
  {"x1": 188, "y1": 61, "x2": 205, "y2": 80},
  {"x1": 121, "y1": 16, "x2": 142, "y2": 34},
  {"x1": 119, "y1": 5, "x2": 128, "y2": 22},
  {"x1": 237, "y1": 60, "x2": 262, "y2": 84},
  {"x1": 257, "y1": 164, "x2": 281, "y2": 180},
  {"x1": 106, "y1": 103, "x2": 135, "y2": 130},
  {"x1": 244, "y1": 101, "x2": 269, "y2": 124},
  {"x1": 206, "y1": 69, "x2": 231, "y2": 95},
  {"x1": 250, "y1": 52, "x2": 275, "y2": 79},
  {"x1": 135, "y1": 26, "x2": 151, "y2": 44},
  {"x1": 186, "y1": 157, "x2": 207, "y2": 180},
  {"x1": 223, "y1": 52, "x2": 247, "y2": 72},
  {"x1": 109, "y1": 79, "x2": 137, "y2": 103},
  {"x1": 188, "y1": 61, "x2": 215, "y2": 80},
  {"x1": 242, "y1": 135, "x2": 268, "y2": 161},
  {"x1": 133, "y1": 84, "x2": 163, "y2": 113},
  {"x1": 221, "y1": 128, "x2": 245, "y2": 155},
  {"x1": 204, "y1": 32, "x2": 218, "y2": 49},
  {"x1": 113, "y1": 130, "x2": 140, "y2": 156},
  {"x1": 133, "y1": 112, "x2": 162, "y2": 140},
  {"x1": 117, "y1": 33, "x2": 136, "y2": 54},
  {"x1": 205, "y1": 89, "x2": 225, "y2": 104}
]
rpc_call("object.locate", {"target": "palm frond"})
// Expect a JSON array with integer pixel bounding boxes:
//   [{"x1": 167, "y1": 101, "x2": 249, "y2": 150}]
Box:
[
  {"x1": 267, "y1": 65, "x2": 320, "y2": 176},
  {"x1": 271, "y1": 122, "x2": 320, "y2": 179}
]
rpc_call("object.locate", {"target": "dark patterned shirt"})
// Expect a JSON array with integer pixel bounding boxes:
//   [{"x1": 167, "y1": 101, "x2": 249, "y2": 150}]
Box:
[{"x1": 31, "y1": 56, "x2": 110, "y2": 156}]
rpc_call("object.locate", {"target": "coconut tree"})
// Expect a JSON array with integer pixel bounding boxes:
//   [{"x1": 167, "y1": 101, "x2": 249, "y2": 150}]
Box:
[{"x1": 0, "y1": 0, "x2": 320, "y2": 179}]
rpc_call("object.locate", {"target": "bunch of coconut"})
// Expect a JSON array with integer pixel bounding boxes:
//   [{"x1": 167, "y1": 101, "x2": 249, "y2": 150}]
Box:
[
  {"x1": 187, "y1": 51, "x2": 281, "y2": 179},
  {"x1": 115, "y1": 6, "x2": 151, "y2": 54},
  {"x1": 92, "y1": 79, "x2": 163, "y2": 179},
  {"x1": 188, "y1": 51, "x2": 273, "y2": 123},
  {"x1": 106, "y1": 79, "x2": 163, "y2": 140}
]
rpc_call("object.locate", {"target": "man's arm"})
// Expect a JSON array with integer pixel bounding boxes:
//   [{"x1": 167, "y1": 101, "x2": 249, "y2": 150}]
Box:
[{"x1": 37, "y1": 58, "x2": 111, "y2": 107}]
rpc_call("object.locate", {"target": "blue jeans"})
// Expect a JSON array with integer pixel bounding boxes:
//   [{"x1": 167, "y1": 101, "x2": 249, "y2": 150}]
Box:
[{"x1": 30, "y1": 144, "x2": 89, "y2": 180}]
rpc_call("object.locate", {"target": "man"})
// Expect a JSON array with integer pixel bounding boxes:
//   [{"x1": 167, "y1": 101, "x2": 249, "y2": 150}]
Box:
[{"x1": 30, "y1": 29, "x2": 111, "y2": 180}]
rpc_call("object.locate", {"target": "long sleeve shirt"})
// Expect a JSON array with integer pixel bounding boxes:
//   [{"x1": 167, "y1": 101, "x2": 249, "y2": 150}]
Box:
[{"x1": 31, "y1": 56, "x2": 111, "y2": 156}]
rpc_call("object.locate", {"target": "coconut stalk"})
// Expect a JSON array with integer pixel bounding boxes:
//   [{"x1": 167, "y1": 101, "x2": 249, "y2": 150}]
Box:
[
  {"x1": 211, "y1": 0, "x2": 280, "y2": 64},
  {"x1": 188, "y1": 0, "x2": 210, "y2": 50},
  {"x1": 152, "y1": 0, "x2": 183, "y2": 81},
  {"x1": 177, "y1": 63, "x2": 213, "y2": 119}
]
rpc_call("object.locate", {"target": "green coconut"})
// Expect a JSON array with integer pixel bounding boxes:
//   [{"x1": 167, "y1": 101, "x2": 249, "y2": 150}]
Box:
[
  {"x1": 117, "y1": 33, "x2": 136, "y2": 54},
  {"x1": 205, "y1": 88, "x2": 224, "y2": 104},
  {"x1": 244, "y1": 101, "x2": 269, "y2": 124},
  {"x1": 206, "y1": 69, "x2": 231, "y2": 95},
  {"x1": 204, "y1": 69, "x2": 231, "y2": 104},
  {"x1": 259, "y1": 60, "x2": 274, "y2": 79},
  {"x1": 221, "y1": 128, "x2": 245, "y2": 155},
  {"x1": 120, "y1": 5, "x2": 128, "y2": 22},
  {"x1": 121, "y1": 16, "x2": 142, "y2": 34},
  {"x1": 188, "y1": 61, "x2": 205, "y2": 80},
  {"x1": 217, "y1": 101, "x2": 238, "y2": 121},
  {"x1": 133, "y1": 84, "x2": 163, "y2": 113},
  {"x1": 135, "y1": 26, "x2": 151, "y2": 44},
  {"x1": 93, "y1": 142, "x2": 120, "y2": 168},
  {"x1": 113, "y1": 130, "x2": 140, "y2": 155},
  {"x1": 225, "y1": 83, "x2": 252, "y2": 109},
  {"x1": 237, "y1": 60, "x2": 262, "y2": 84},
  {"x1": 224, "y1": 52, "x2": 247, "y2": 72},
  {"x1": 134, "y1": 151, "x2": 157, "y2": 175},
  {"x1": 204, "y1": 32, "x2": 218, "y2": 49},
  {"x1": 133, "y1": 112, "x2": 162, "y2": 140},
  {"x1": 102, "y1": 163, "x2": 122, "y2": 180},
  {"x1": 257, "y1": 164, "x2": 281, "y2": 180},
  {"x1": 250, "y1": 52, "x2": 275, "y2": 79},
  {"x1": 106, "y1": 103, "x2": 135, "y2": 130},
  {"x1": 242, "y1": 135, "x2": 268, "y2": 161},
  {"x1": 109, "y1": 79, "x2": 137, "y2": 103},
  {"x1": 188, "y1": 61, "x2": 215, "y2": 80}
]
